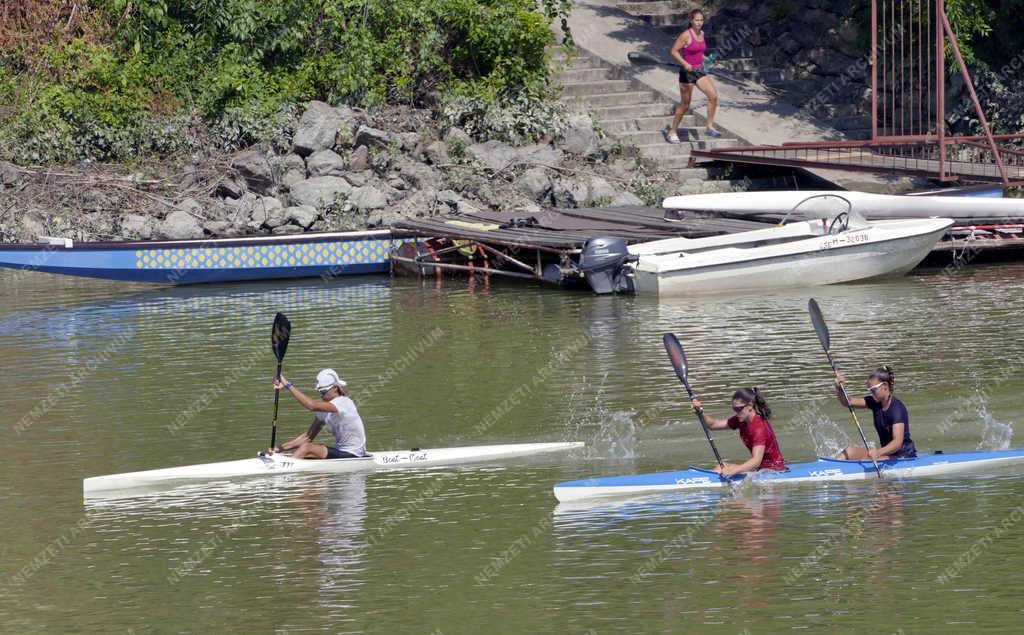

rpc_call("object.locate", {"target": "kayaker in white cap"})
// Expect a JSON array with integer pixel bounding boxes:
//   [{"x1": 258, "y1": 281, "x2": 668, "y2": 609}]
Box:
[{"x1": 268, "y1": 369, "x2": 367, "y2": 459}]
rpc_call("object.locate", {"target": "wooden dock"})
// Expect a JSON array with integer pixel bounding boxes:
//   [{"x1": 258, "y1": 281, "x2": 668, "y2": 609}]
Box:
[{"x1": 390, "y1": 206, "x2": 770, "y2": 282}]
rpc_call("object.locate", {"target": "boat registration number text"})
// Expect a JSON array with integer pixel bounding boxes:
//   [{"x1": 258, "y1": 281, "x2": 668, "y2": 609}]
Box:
[{"x1": 820, "y1": 233, "x2": 869, "y2": 250}]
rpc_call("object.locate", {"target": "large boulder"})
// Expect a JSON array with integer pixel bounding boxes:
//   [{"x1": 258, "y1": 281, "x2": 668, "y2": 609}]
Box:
[
  {"x1": 158, "y1": 209, "x2": 204, "y2": 240},
  {"x1": 468, "y1": 140, "x2": 518, "y2": 171},
  {"x1": 354, "y1": 125, "x2": 393, "y2": 149},
  {"x1": 289, "y1": 176, "x2": 352, "y2": 209},
  {"x1": 285, "y1": 205, "x2": 319, "y2": 229},
  {"x1": 424, "y1": 140, "x2": 449, "y2": 165},
  {"x1": 366, "y1": 209, "x2": 406, "y2": 228},
  {"x1": 515, "y1": 167, "x2": 552, "y2": 202},
  {"x1": 552, "y1": 177, "x2": 589, "y2": 208},
  {"x1": 349, "y1": 186, "x2": 388, "y2": 211},
  {"x1": 587, "y1": 177, "x2": 617, "y2": 205},
  {"x1": 306, "y1": 150, "x2": 346, "y2": 177},
  {"x1": 215, "y1": 177, "x2": 246, "y2": 199},
  {"x1": 293, "y1": 101, "x2": 349, "y2": 156},
  {"x1": 231, "y1": 150, "x2": 275, "y2": 194},
  {"x1": 348, "y1": 145, "x2": 370, "y2": 172},
  {"x1": 246, "y1": 196, "x2": 284, "y2": 229},
  {"x1": 560, "y1": 114, "x2": 599, "y2": 156},
  {"x1": 515, "y1": 144, "x2": 564, "y2": 167},
  {"x1": 395, "y1": 159, "x2": 441, "y2": 188},
  {"x1": 612, "y1": 191, "x2": 645, "y2": 206},
  {"x1": 120, "y1": 214, "x2": 155, "y2": 240},
  {"x1": 1, "y1": 160, "x2": 24, "y2": 187},
  {"x1": 281, "y1": 153, "x2": 307, "y2": 188}
]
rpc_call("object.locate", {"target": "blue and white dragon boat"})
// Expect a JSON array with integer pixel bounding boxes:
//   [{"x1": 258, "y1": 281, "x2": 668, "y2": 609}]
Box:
[{"x1": 0, "y1": 230, "x2": 415, "y2": 284}]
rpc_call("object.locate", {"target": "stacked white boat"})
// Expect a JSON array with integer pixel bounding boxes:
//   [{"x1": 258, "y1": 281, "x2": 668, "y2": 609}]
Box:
[{"x1": 581, "y1": 191, "x2": 965, "y2": 297}]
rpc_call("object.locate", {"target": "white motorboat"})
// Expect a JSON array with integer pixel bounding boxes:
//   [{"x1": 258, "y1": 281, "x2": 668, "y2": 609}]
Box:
[
  {"x1": 578, "y1": 193, "x2": 953, "y2": 296},
  {"x1": 83, "y1": 441, "x2": 585, "y2": 496}
]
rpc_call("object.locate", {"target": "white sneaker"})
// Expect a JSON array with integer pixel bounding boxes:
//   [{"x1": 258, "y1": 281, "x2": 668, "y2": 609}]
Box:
[{"x1": 666, "y1": 131, "x2": 681, "y2": 144}]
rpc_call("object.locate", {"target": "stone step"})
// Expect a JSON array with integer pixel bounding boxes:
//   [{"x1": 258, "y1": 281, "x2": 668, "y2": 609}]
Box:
[
  {"x1": 655, "y1": 154, "x2": 698, "y2": 170},
  {"x1": 590, "y1": 103, "x2": 678, "y2": 120},
  {"x1": 690, "y1": 136, "x2": 741, "y2": 150},
  {"x1": 597, "y1": 115, "x2": 698, "y2": 133},
  {"x1": 554, "y1": 67, "x2": 615, "y2": 83},
  {"x1": 635, "y1": 143, "x2": 694, "y2": 161},
  {"x1": 618, "y1": 129, "x2": 739, "y2": 146},
  {"x1": 549, "y1": 54, "x2": 607, "y2": 71},
  {"x1": 562, "y1": 90, "x2": 660, "y2": 107},
  {"x1": 667, "y1": 166, "x2": 711, "y2": 180},
  {"x1": 560, "y1": 79, "x2": 636, "y2": 97}
]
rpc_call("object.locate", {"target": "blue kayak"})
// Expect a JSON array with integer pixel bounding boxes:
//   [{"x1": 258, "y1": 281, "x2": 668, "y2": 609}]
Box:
[{"x1": 553, "y1": 448, "x2": 1024, "y2": 502}]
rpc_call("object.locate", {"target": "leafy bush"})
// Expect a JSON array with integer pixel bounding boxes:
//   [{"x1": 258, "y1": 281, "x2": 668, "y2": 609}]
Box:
[
  {"x1": 0, "y1": 0, "x2": 574, "y2": 164},
  {"x1": 442, "y1": 76, "x2": 568, "y2": 145}
]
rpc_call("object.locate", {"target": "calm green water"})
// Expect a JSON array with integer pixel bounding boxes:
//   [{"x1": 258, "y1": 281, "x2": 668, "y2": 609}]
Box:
[{"x1": 2, "y1": 264, "x2": 1024, "y2": 634}]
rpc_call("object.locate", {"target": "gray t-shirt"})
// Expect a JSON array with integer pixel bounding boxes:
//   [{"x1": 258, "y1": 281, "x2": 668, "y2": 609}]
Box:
[{"x1": 315, "y1": 396, "x2": 366, "y2": 456}]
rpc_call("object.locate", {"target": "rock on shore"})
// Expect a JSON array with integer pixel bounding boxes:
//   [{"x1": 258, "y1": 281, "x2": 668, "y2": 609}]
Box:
[{"x1": 0, "y1": 101, "x2": 739, "y2": 243}]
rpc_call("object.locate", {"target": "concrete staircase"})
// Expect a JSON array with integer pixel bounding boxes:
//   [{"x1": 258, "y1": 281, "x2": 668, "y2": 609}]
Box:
[
  {"x1": 615, "y1": 0, "x2": 872, "y2": 141},
  {"x1": 553, "y1": 49, "x2": 740, "y2": 171}
]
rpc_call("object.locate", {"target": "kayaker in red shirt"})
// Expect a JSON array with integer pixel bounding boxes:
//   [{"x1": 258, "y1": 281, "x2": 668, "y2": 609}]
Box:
[{"x1": 691, "y1": 387, "x2": 786, "y2": 477}]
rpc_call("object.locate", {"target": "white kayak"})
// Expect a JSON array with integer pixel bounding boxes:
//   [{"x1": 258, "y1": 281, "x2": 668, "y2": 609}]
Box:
[{"x1": 84, "y1": 441, "x2": 584, "y2": 495}]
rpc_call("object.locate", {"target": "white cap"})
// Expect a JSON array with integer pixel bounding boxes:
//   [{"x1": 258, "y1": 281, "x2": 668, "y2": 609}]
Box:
[{"x1": 314, "y1": 368, "x2": 347, "y2": 391}]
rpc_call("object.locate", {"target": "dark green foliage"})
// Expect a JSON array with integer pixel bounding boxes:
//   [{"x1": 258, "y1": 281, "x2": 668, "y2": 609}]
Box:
[{"x1": 0, "y1": 0, "x2": 573, "y2": 164}]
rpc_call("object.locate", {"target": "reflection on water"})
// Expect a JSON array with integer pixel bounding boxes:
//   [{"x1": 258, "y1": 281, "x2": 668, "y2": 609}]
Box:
[{"x1": 4, "y1": 264, "x2": 1024, "y2": 632}]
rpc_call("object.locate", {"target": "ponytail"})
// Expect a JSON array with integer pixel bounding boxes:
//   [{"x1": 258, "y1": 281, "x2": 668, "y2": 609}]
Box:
[
  {"x1": 869, "y1": 366, "x2": 895, "y2": 391},
  {"x1": 732, "y1": 387, "x2": 772, "y2": 421}
]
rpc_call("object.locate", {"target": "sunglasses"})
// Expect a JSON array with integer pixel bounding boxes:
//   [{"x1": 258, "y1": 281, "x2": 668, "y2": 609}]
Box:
[
  {"x1": 867, "y1": 382, "x2": 885, "y2": 393},
  {"x1": 732, "y1": 403, "x2": 751, "y2": 413}
]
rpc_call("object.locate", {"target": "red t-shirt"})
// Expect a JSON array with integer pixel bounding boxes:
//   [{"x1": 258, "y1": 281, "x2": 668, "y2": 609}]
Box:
[{"x1": 727, "y1": 414, "x2": 786, "y2": 471}]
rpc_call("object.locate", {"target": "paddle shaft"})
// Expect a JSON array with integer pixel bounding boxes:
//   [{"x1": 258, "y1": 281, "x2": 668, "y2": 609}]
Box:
[
  {"x1": 826, "y1": 352, "x2": 881, "y2": 473},
  {"x1": 662, "y1": 333, "x2": 725, "y2": 469},
  {"x1": 683, "y1": 378, "x2": 725, "y2": 468},
  {"x1": 271, "y1": 361, "x2": 283, "y2": 449}
]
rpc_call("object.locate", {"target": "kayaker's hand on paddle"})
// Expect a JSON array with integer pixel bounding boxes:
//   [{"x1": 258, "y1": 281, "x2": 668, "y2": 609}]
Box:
[
  {"x1": 690, "y1": 398, "x2": 703, "y2": 412},
  {"x1": 834, "y1": 371, "x2": 846, "y2": 387},
  {"x1": 274, "y1": 375, "x2": 289, "y2": 390},
  {"x1": 713, "y1": 462, "x2": 741, "y2": 477}
]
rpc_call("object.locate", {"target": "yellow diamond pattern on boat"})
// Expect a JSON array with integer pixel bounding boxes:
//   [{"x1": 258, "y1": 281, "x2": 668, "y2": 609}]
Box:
[{"x1": 132, "y1": 238, "x2": 401, "y2": 269}]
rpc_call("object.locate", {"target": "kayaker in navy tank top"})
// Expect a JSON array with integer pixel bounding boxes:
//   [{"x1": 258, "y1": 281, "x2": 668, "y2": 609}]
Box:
[
  {"x1": 691, "y1": 387, "x2": 786, "y2": 477},
  {"x1": 834, "y1": 365, "x2": 917, "y2": 460}
]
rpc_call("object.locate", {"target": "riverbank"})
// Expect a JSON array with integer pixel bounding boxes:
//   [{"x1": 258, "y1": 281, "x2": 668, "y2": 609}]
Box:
[{"x1": 0, "y1": 100, "x2": 744, "y2": 244}]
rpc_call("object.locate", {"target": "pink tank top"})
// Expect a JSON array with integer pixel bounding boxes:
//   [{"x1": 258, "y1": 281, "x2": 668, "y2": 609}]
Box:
[{"x1": 682, "y1": 28, "x2": 706, "y2": 68}]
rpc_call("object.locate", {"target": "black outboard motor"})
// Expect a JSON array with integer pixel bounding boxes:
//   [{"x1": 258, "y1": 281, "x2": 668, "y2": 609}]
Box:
[{"x1": 579, "y1": 236, "x2": 637, "y2": 295}]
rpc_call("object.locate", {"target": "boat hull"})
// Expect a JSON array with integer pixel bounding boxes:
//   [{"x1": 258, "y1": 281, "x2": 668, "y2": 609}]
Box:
[
  {"x1": 631, "y1": 218, "x2": 951, "y2": 296},
  {"x1": 552, "y1": 449, "x2": 1024, "y2": 502},
  {"x1": 0, "y1": 231, "x2": 414, "y2": 284},
  {"x1": 83, "y1": 441, "x2": 585, "y2": 495},
  {"x1": 662, "y1": 190, "x2": 1024, "y2": 220}
]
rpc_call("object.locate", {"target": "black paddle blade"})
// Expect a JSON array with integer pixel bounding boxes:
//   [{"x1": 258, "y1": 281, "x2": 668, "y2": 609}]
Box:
[
  {"x1": 662, "y1": 333, "x2": 689, "y2": 384},
  {"x1": 271, "y1": 313, "x2": 291, "y2": 362},
  {"x1": 808, "y1": 298, "x2": 830, "y2": 351}
]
